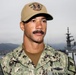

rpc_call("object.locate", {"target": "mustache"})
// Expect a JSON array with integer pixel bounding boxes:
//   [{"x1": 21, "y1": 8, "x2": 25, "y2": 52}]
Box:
[{"x1": 33, "y1": 30, "x2": 44, "y2": 34}]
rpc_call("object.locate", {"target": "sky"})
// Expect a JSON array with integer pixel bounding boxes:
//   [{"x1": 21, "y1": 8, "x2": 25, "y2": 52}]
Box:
[{"x1": 0, "y1": 0, "x2": 76, "y2": 45}]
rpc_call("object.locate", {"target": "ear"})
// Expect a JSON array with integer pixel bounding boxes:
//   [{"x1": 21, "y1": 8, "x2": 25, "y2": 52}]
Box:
[{"x1": 20, "y1": 22, "x2": 25, "y2": 31}]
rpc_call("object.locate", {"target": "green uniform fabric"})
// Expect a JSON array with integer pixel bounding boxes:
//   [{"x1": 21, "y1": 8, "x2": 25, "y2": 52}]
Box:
[{"x1": 1, "y1": 45, "x2": 75, "y2": 75}]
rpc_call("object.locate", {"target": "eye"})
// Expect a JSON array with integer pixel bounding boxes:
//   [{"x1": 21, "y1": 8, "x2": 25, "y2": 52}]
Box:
[
  {"x1": 42, "y1": 19, "x2": 47, "y2": 23},
  {"x1": 31, "y1": 19, "x2": 36, "y2": 22}
]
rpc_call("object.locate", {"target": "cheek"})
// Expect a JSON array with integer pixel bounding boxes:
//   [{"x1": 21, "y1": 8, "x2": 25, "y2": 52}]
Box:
[
  {"x1": 44, "y1": 26, "x2": 47, "y2": 35},
  {"x1": 43, "y1": 25, "x2": 47, "y2": 32},
  {"x1": 24, "y1": 27, "x2": 29, "y2": 33},
  {"x1": 46, "y1": 26, "x2": 47, "y2": 31},
  {"x1": 24, "y1": 26, "x2": 34, "y2": 35},
  {"x1": 23, "y1": 23, "x2": 34, "y2": 35}
]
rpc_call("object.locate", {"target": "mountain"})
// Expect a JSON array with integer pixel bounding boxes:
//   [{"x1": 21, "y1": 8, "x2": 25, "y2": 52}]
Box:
[
  {"x1": 0, "y1": 43, "x2": 66, "y2": 50},
  {"x1": 0, "y1": 43, "x2": 19, "y2": 51},
  {"x1": 0, "y1": 43, "x2": 67, "y2": 55},
  {"x1": 0, "y1": 43, "x2": 66, "y2": 51}
]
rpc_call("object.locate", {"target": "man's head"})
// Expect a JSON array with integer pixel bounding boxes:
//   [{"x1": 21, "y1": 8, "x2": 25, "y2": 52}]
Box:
[
  {"x1": 21, "y1": 2, "x2": 53, "y2": 22},
  {"x1": 20, "y1": 2, "x2": 53, "y2": 43}
]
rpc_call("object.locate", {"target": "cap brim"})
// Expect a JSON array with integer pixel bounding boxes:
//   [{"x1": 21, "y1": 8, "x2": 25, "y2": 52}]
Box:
[
  {"x1": 37, "y1": 13, "x2": 53, "y2": 20},
  {"x1": 34, "y1": 13, "x2": 53, "y2": 20},
  {"x1": 31, "y1": 13, "x2": 53, "y2": 20},
  {"x1": 23, "y1": 13, "x2": 53, "y2": 23}
]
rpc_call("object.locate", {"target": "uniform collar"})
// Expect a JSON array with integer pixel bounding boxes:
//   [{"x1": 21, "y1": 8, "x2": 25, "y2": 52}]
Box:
[{"x1": 13, "y1": 44, "x2": 56, "y2": 69}]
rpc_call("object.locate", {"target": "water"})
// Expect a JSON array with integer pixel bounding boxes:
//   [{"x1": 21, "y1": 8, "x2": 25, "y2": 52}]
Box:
[{"x1": 0, "y1": 56, "x2": 4, "y2": 59}]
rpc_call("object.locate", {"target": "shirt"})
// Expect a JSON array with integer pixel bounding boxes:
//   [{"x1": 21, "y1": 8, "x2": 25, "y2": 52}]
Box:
[{"x1": 1, "y1": 44, "x2": 75, "y2": 75}]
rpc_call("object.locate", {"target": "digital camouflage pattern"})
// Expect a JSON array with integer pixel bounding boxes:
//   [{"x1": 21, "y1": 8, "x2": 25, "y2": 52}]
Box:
[{"x1": 1, "y1": 45, "x2": 75, "y2": 75}]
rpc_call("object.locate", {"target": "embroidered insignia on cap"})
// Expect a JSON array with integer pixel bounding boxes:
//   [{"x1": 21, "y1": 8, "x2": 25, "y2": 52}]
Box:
[{"x1": 29, "y1": 3, "x2": 42, "y2": 11}]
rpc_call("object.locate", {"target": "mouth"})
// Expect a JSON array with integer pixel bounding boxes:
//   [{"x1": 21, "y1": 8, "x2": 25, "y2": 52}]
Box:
[
  {"x1": 34, "y1": 33, "x2": 43, "y2": 36},
  {"x1": 33, "y1": 30, "x2": 44, "y2": 36}
]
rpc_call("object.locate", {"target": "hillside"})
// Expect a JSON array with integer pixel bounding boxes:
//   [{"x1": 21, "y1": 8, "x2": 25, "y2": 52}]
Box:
[
  {"x1": 0, "y1": 43, "x2": 19, "y2": 55},
  {"x1": 0, "y1": 43, "x2": 66, "y2": 50},
  {"x1": 0, "y1": 43, "x2": 19, "y2": 51},
  {"x1": 0, "y1": 43, "x2": 66, "y2": 55}
]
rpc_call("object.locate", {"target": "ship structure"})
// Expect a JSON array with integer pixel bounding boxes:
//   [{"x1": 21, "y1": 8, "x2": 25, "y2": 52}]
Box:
[{"x1": 66, "y1": 27, "x2": 76, "y2": 68}]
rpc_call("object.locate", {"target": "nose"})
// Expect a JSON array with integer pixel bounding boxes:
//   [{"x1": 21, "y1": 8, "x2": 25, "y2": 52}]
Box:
[{"x1": 36, "y1": 21, "x2": 42, "y2": 29}]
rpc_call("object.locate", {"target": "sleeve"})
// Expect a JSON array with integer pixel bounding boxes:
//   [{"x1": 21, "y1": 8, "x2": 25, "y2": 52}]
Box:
[
  {"x1": 0, "y1": 63, "x2": 4, "y2": 75},
  {"x1": 68, "y1": 56, "x2": 76, "y2": 75},
  {"x1": 57, "y1": 50, "x2": 76, "y2": 75},
  {"x1": 0, "y1": 54, "x2": 13, "y2": 75},
  {"x1": 0, "y1": 58, "x2": 9, "y2": 75}
]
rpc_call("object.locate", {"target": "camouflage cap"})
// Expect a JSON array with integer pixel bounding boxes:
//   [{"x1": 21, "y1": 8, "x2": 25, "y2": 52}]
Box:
[{"x1": 21, "y1": 2, "x2": 53, "y2": 22}]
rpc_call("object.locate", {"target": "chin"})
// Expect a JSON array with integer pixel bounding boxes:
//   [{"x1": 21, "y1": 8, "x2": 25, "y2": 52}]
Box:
[{"x1": 34, "y1": 40, "x2": 43, "y2": 44}]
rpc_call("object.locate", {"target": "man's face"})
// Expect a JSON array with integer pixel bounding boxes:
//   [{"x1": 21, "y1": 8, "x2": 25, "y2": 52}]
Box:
[{"x1": 21, "y1": 16, "x2": 47, "y2": 43}]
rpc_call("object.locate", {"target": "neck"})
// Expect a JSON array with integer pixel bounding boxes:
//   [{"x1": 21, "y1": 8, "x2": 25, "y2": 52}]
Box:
[{"x1": 23, "y1": 36, "x2": 45, "y2": 54}]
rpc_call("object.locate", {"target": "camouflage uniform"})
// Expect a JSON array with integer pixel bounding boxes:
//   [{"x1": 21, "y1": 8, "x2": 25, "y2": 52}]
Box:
[{"x1": 1, "y1": 45, "x2": 75, "y2": 75}]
